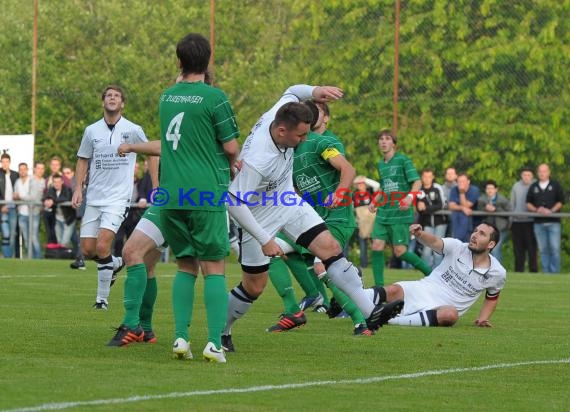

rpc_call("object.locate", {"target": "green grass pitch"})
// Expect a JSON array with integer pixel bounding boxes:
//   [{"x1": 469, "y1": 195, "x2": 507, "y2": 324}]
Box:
[{"x1": 0, "y1": 259, "x2": 569, "y2": 411}]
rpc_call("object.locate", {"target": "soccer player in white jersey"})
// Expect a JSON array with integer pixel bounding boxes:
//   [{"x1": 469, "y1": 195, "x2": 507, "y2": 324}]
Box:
[
  {"x1": 221, "y1": 85, "x2": 404, "y2": 352},
  {"x1": 72, "y1": 85, "x2": 148, "y2": 310},
  {"x1": 370, "y1": 222, "x2": 506, "y2": 327}
]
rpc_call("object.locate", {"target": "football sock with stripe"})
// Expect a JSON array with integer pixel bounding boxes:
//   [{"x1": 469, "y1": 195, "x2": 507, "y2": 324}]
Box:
[
  {"x1": 223, "y1": 282, "x2": 257, "y2": 335},
  {"x1": 372, "y1": 251, "x2": 385, "y2": 286},
  {"x1": 388, "y1": 309, "x2": 439, "y2": 327},
  {"x1": 268, "y1": 257, "x2": 300, "y2": 315},
  {"x1": 204, "y1": 274, "x2": 228, "y2": 348},
  {"x1": 323, "y1": 276, "x2": 366, "y2": 325},
  {"x1": 324, "y1": 255, "x2": 374, "y2": 318},
  {"x1": 122, "y1": 263, "x2": 147, "y2": 329},
  {"x1": 95, "y1": 255, "x2": 114, "y2": 303},
  {"x1": 172, "y1": 271, "x2": 197, "y2": 341},
  {"x1": 140, "y1": 276, "x2": 157, "y2": 332},
  {"x1": 400, "y1": 251, "x2": 432, "y2": 276}
]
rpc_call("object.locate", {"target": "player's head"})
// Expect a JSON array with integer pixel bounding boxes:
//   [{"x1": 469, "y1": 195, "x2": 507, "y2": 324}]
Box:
[
  {"x1": 101, "y1": 85, "x2": 125, "y2": 113},
  {"x1": 377, "y1": 129, "x2": 397, "y2": 153},
  {"x1": 176, "y1": 33, "x2": 211, "y2": 75},
  {"x1": 272, "y1": 102, "x2": 313, "y2": 148},
  {"x1": 303, "y1": 100, "x2": 320, "y2": 130},
  {"x1": 468, "y1": 222, "x2": 499, "y2": 254}
]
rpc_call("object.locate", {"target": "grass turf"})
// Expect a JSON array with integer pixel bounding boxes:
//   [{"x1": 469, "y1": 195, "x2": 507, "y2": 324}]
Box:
[{"x1": 0, "y1": 259, "x2": 569, "y2": 411}]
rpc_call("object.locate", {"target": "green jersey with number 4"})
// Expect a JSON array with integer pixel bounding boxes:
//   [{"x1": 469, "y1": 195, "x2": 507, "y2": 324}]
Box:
[{"x1": 159, "y1": 81, "x2": 239, "y2": 210}]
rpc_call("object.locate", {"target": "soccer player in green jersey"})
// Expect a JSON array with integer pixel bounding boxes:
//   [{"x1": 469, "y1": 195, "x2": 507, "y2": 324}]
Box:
[
  {"x1": 369, "y1": 130, "x2": 431, "y2": 286},
  {"x1": 159, "y1": 33, "x2": 240, "y2": 363},
  {"x1": 267, "y1": 101, "x2": 372, "y2": 335}
]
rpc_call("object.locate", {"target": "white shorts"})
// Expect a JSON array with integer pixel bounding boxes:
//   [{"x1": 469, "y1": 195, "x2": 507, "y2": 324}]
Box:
[
  {"x1": 240, "y1": 202, "x2": 324, "y2": 267},
  {"x1": 396, "y1": 279, "x2": 452, "y2": 316},
  {"x1": 80, "y1": 205, "x2": 129, "y2": 238},
  {"x1": 133, "y1": 217, "x2": 166, "y2": 250}
]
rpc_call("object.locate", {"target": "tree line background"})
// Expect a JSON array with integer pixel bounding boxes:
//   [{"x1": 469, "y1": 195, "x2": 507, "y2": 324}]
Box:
[{"x1": 1, "y1": 0, "x2": 569, "y2": 268}]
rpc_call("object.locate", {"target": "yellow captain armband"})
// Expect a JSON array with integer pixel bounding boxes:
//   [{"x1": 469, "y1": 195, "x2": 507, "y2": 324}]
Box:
[{"x1": 321, "y1": 147, "x2": 341, "y2": 161}]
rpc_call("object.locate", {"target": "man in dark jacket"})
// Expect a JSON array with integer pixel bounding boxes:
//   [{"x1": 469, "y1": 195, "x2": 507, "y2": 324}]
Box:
[
  {"x1": 0, "y1": 153, "x2": 20, "y2": 257},
  {"x1": 43, "y1": 174, "x2": 76, "y2": 247},
  {"x1": 416, "y1": 168, "x2": 447, "y2": 268},
  {"x1": 526, "y1": 164, "x2": 565, "y2": 273}
]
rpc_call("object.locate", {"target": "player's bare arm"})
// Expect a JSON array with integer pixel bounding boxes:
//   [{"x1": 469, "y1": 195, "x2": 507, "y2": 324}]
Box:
[
  {"x1": 118, "y1": 140, "x2": 161, "y2": 157},
  {"x1": 410, "y1": 224, "x2": 444, "y2": 254},
  {"x1": 400, "y1": 179, "x2": 422, "y2": 211},
  {"x1": 312, "y1": 86, "x2": 344, "y2": 103},
  {"x1": 71, "y1": 157, "x2": 89, "y2": 209},
  {"x1": 223, "y1": 139, "x2": 240, "y2": 180},
  {"x1": 327, "y1": 154, "x2": 355, "y2": 208},
  {"x1": 474, "y1": 296, "x2": 499, "y2": 327}
]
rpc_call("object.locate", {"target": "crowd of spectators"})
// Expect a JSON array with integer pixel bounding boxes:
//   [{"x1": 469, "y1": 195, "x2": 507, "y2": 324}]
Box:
[
  {"x1": 351, "y1": 164, "x2": 565, "y2": 274},
  {"x1": 0, "y1": 154, "x2": 152, "y2": 263}
]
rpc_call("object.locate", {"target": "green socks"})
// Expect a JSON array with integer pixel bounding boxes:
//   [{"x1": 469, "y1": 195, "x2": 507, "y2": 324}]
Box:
[
  {"x1": 204, "y1": 275, "x2": 228, "y2": 348},
  {"x1": 372, "y1": 250, "x2": 385, "y2": 286},
  {"x1": 139, "y1": 277, "x2": 157, "y2": 332},
  {"x1": 268, "y1": 257, "x2": 300, "y2": 315},
  {"x1": 172, "y1": 271, "x2": 197, "y2": 341},
  {"x1": 400, "y1": 251, "x2": 432, "y2": 276},
  {"x1": 122, "y1": 264, "x2": 147, "y2": 329}
]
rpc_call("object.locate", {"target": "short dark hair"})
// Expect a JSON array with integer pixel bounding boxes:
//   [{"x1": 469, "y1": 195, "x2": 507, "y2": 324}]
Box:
[
  {"x1": 52, "y1": 173, "x2": 63, "y2": 180},
  {"x1": 303, "y1": 100, "x2": 319, "y2": 130},
  {"x1": 274, "y1": 102, "x2": 313, "y2": 130},
  {"x1": 101, "y1": 85, "x2": 125, "y2": 102},
  {"x1": 378, "y1": 129, "x2": 397, "y2": 144},
  {"x1": 18, "y1": 162, "x2": 28, "y2": 169},
  {"x1": 520, "y1": 166, "x2": 533, "y2": 174},
  {"x1": 485, "y1": 179, "x2": 498, "y2": 188},
  {"x1": 482, "y1": 221, "x2": 500, "y2": 247},
  {"x1": 1, "y1": 153, "x2": 10, "y2": 161},
  {"x1": 316, "y1": 101, "x2": 330, "y2": 117},
  {"x1": 176, "y1": 33, "x2": 211, "y2": 75},
  {"x1": 422, "y1": 167, "x2": 435, "y2": 175}
]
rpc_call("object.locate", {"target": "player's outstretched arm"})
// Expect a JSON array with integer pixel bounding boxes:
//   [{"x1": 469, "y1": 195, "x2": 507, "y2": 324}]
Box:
[
  {"x1": 118, "y1": 140, "x2": 161, "y2": 156},
  {"x1": 410, "y1": 224, "x2": 444, "y2": 254}
]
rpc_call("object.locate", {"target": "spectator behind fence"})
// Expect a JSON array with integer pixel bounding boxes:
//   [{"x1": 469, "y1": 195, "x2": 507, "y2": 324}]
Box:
[
  {"x1": 510, "y1": 167, "x2": 538, "y2": 272},
  {"x1": 477, "y1": 179, "x2": 511, "y2": 263},
  {"x1": 442, "y1": 167, "x2": 457, "y2": 237},
  {"x1": 43, "y1": 155, "x2": 67, "y2": 244},
  {"x1": 448, "y1": 172, "x2": 480, "y2": 242},
  {"x1": 353, "y1": 175, "x2": 380, "y2": 268},
  {"x1": 526, "y1": 164, "x2": 565, "y2": 273},
  {"x1": 416, "y1": 168, "x2": 447, "y2": 268},
  {"x1": 14, "y1": 162, "x2": 42, "y2": 259},
  {"x1": 0, "y1": 153, "x2": 19, "y2": 258},
  {"x1": 43, "y1": 174, "x2": 76, "y2": 247}
]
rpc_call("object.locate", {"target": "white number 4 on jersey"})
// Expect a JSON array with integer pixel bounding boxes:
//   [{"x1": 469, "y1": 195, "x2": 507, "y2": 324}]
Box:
[{"x1": 166, "y1": 112, "x2": 184, "y2": 150}]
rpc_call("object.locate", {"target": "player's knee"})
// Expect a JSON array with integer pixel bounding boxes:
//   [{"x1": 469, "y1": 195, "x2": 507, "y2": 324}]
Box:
[
  {"x1": 122, "y1": 243, "x2": 141, "y2": 266},
  {"x1": 384, "y1": 284, "x2": 403, "y2": 301},
  {"x1": 371, "y1": 240, "x2": 384, "y2": 252},
  {"x1": 437, "y1": 307, "x2": 459, "y2": 326},
  {"x1": 242, "y1": 275, "x2": 267, "y2": 298}
]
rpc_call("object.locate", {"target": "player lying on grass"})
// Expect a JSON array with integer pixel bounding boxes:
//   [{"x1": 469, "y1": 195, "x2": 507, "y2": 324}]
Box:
[{"x1": 370, "y1": 222, "x2": 506, "y2": 327}]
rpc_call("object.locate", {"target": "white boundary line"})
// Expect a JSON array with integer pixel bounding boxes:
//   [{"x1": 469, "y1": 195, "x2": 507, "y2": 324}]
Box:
[{"x1": 3, "y1": 358, "x2": 569, "y2": 412}]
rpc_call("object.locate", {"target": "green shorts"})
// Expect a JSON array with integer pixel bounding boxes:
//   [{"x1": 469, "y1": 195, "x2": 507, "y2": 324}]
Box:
[
  {"x1": 160, "y1": 209, "x2": 229, "y2": 260},
  {"x1": 326, "y1": 220, "x2": 356, "y2": 249},
  {"x1": 371, "y1": 221, "x2": 410, "y2": 246}
]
